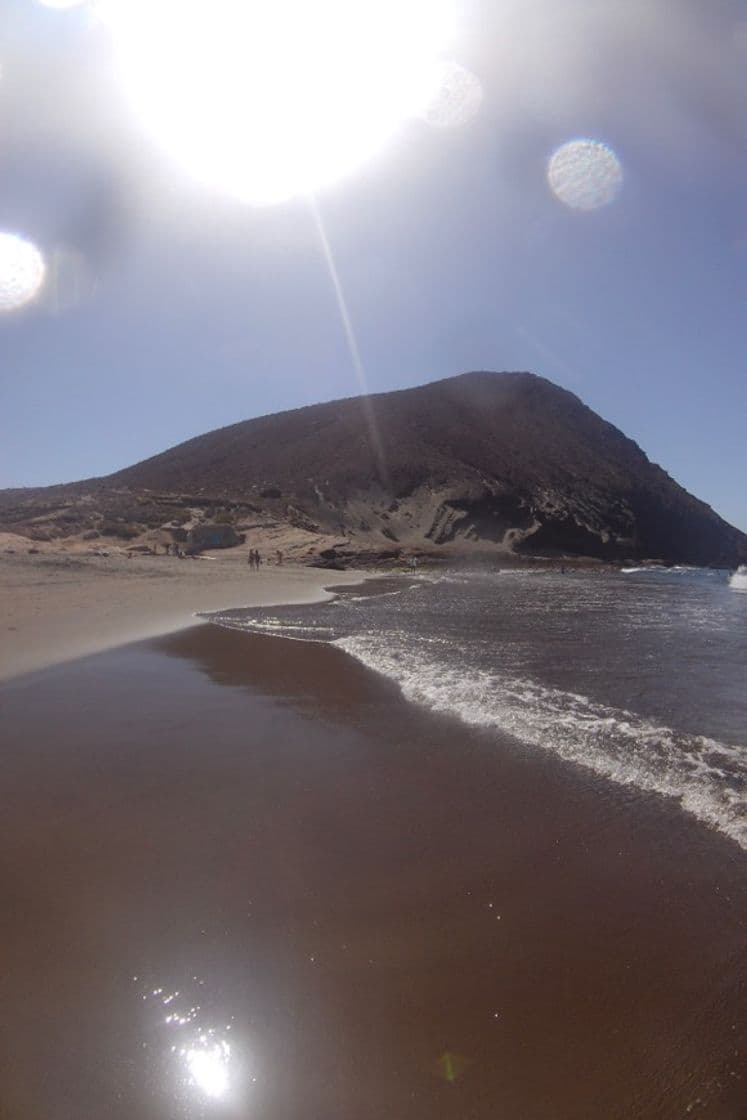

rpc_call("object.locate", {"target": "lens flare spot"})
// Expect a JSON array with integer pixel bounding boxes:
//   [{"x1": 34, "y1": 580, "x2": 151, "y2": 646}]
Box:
[
  {"x1": 547, "y1": 138, "x2": 623, "y2": 211},
  {"x1": 184, "y1": 1040, "x2": 231, "y2": 1099},
  {"x1": 0, "y1": 233, "x2": 46, "y2": 312},
  {"x1": 432, "y1": 1051, "x2": 472, "y2": 1083},
  {"x1": 419, "y1": 61, "x2": 483, "y2": 128}
]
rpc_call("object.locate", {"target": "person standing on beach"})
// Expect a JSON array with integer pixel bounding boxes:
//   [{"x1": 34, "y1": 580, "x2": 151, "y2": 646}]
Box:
[{"x1": 276, "y1": 549, "x2": 283, "y2": 565}]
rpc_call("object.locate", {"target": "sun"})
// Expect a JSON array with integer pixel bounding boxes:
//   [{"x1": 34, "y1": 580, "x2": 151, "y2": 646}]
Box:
[{"x1": 97, "y1": 0, "x2": 455, "y2": 205}]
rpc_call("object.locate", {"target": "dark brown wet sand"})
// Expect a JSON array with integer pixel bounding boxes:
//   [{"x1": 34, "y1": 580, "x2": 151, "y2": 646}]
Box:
[{"x1": 0, "y1": 624, "x2": 745, "y2": 1119}]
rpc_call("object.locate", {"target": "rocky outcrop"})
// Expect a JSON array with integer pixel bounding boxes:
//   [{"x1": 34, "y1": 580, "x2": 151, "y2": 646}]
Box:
[{"x1": 185, "y1": 524, "x2": 244, "y2": 553}]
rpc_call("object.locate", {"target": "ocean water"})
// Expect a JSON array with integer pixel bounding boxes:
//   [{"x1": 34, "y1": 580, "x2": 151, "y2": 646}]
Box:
[{"x1": 208, "y1": 567, "x2": 747, "y2": 849}]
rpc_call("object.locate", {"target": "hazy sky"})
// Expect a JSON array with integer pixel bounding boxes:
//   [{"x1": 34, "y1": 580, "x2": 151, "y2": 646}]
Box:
[{"x1": 0, "y1": 0, "x2": 745, "y2": 531}]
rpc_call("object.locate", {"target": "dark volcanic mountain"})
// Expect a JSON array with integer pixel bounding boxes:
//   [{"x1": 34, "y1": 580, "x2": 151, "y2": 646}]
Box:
[{"x1": 2, "y1": 371, "x2": 745, "y2": 566}]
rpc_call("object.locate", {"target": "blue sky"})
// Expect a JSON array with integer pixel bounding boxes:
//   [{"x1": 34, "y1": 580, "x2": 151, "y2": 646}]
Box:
[{"x1": 0, "y1": 0, "x2": 745, "y2": 531}]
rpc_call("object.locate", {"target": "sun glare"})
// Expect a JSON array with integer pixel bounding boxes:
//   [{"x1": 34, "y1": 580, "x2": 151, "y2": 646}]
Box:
[
  {"x1": 418, "y1": 61, "x2": 483, "y2": 129},
  {"x1": 97, "y1": 0, "x2": 456, "y2": 205},
  {"x1": 37, "y1": 0, "x2": 87, "y2": 8}
]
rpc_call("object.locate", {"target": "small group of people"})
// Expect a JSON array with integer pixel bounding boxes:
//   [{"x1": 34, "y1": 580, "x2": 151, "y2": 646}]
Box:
[{"x1": 247, "y1": 547, "x2": 285, "y2": 569}]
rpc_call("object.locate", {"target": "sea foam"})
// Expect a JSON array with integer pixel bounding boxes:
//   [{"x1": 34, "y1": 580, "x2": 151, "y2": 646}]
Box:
[
  {"x1": 729, "y1": 567, "x2": 747, "y2": 592},
  {"x1": 335, "y1": 633, "x2": 747, "y2": 850}
]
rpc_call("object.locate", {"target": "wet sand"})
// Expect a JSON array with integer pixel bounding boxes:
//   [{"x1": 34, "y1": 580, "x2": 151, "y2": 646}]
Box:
[{"x1": 0, "y1": 624, "x2": 745, "y2": 1118}]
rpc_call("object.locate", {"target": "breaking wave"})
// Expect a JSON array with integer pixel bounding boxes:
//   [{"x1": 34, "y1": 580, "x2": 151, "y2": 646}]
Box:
[
  {"x1": 334, "y1": 633, "x2": 747, "y2": 849},
  {"x1": 729, "y1": 567, "x2": 747, "y2": 592}
]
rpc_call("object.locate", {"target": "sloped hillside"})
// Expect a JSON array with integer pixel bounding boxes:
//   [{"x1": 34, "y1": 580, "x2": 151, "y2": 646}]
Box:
[{"x1": 1, "y1": 371, "x2": 745, "y2": 566}]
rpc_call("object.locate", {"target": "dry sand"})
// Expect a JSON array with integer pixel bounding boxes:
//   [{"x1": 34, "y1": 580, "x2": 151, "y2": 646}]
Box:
[{"x1": 0, "y1": 536, "x2": 363, "y2": 681}]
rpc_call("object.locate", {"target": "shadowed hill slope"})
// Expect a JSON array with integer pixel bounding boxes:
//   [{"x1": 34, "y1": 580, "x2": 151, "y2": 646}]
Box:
[{"x1": 2, "y1": 371, "x2": 745, "y2": 566}]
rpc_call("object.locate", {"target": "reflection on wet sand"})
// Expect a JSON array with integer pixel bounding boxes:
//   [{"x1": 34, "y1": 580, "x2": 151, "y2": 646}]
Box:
[
  {"x1": 135, "y1": 979, "x2": 237, "y2": 1103},
  {"x1": 0, "y1": 626, "x2": 745, "y2": 1117}
]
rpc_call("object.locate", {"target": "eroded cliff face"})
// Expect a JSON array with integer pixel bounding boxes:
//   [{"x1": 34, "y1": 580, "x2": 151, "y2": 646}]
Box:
[
  {"x1": 322, "y1": 473, "x2": 741, "y2": 567},
  {"x1": 1, "y1": 371, "x2": 745, "y2": 566}
]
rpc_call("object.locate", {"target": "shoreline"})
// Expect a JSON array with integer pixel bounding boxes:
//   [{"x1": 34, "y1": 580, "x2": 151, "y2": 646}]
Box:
[
  {"x1": 1, "y1": 622, "x2": 744, "y2": 1117},
  {"x1": 0, "y1": 547, "x2": 367, "y2": 682},
  {"x1": 6, "y1": 531, "x2": 730, "y2": 686}
]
